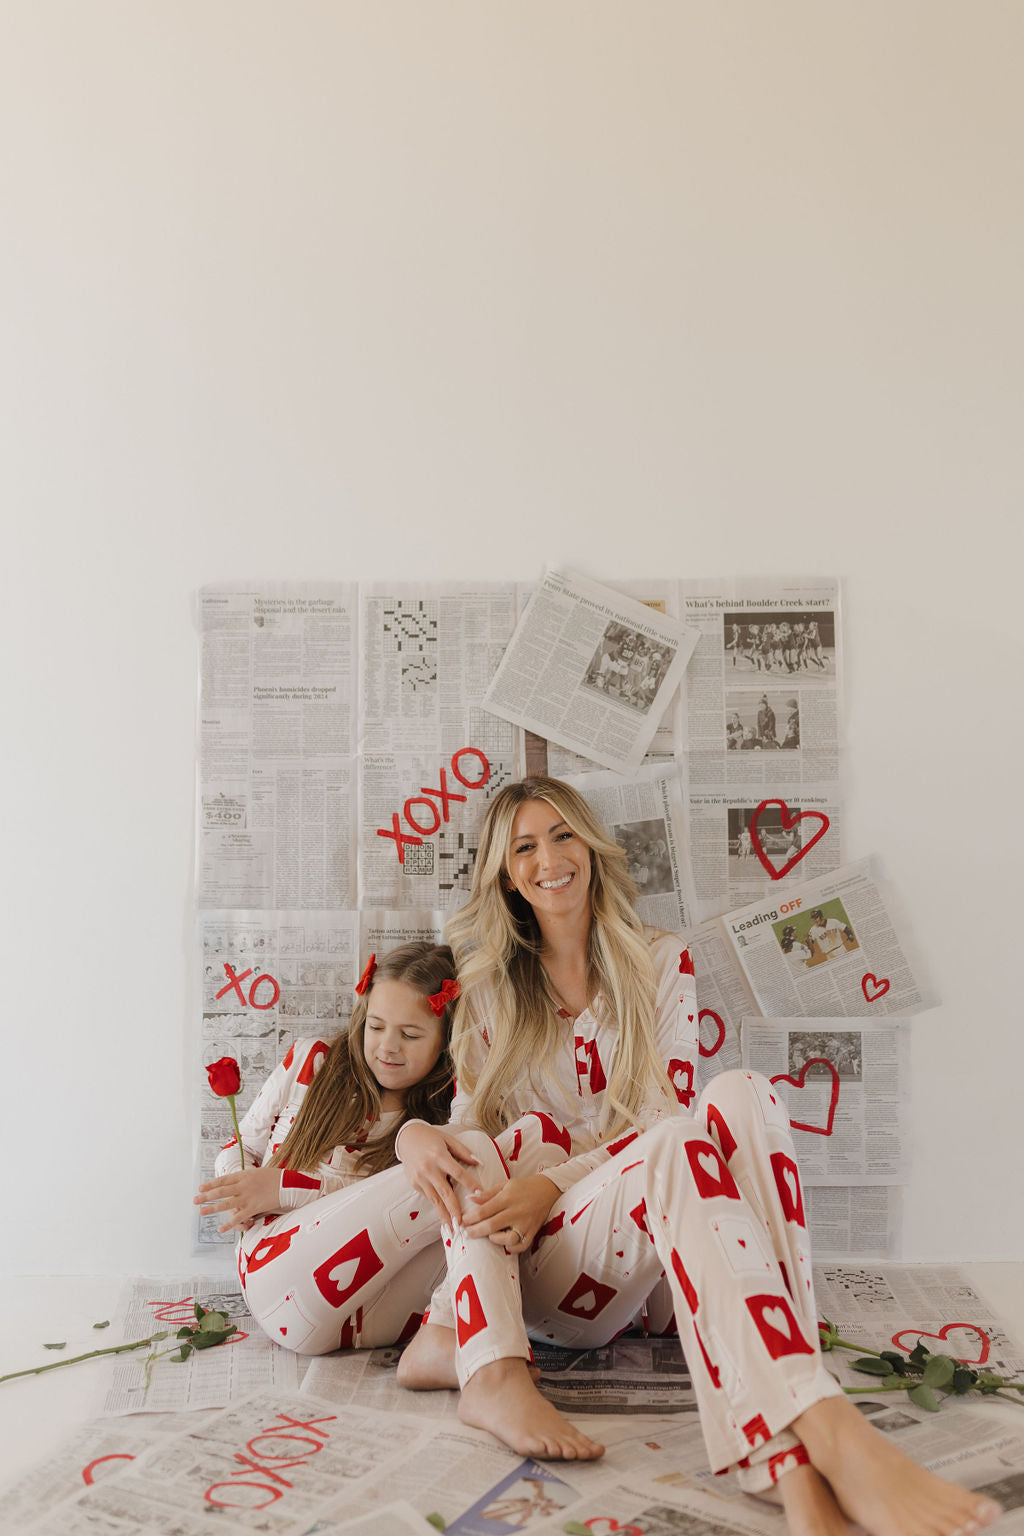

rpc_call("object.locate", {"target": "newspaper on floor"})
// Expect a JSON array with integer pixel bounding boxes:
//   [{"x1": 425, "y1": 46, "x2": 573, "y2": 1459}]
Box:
[
  {"x1": 805, "y1": 1186, "x2": 901, "y2": 1260},
  {"x1": 812, "y1": 1263, "x2": 1024, "y2": 1382},
  {"x1": 196, "y1": 910, "x2": 360, "y2": 1247},
  {"x1": 680, "y1": 577, "x2": 842, "y2": 793},
  {"x1": 517, "y1": 578, "x2": 684, "y2": 775},
  {"x1": 723, "y1": 858, "x2": 933, "y2": 1019},
  {"x1": 27, "y1": 1393, "x2": 433, "y2": 1536},
  {"x1": 740, "y1": 1018, "x2": 910, "y2": 1183},
  {"x1": 300, "y1": 1344, "x2": 462, "y2": 1420},
  {"x1": 483, "y1": 568, "x2": 699, "y2": 775},
  {"x1": 358, "y1": 746, "x2": 521, "y2": 908},
  {"x1": 563, "y1": 765, "x2": 698, "y2": 932},
  {"x1": 197, "y1": 584, "x2": 358, "y2": 910},
  {"x1": 688, "y1": 786, "x2": 842, "y2": 923},
  {"x1": 528, "y1": 1476, "x2": 786, "y2": 1536},
  {"x1": 101, "y1": 1278, "x2": 298, "y2": 1416}
]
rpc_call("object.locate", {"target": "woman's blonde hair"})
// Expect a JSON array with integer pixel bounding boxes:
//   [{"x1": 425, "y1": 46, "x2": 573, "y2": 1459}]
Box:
[
  {"x1": 446, "y1": 776, "x2": 674, "y2": 1137},
  {"x1": 268, "y1": 942, "x2": 456, "y2": 1178}
]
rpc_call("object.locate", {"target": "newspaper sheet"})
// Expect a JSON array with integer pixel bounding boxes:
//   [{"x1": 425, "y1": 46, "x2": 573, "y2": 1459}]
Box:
[
  {"x1": 358, "y1": 907, "x2": 445, "y2": 954},
  {"x1": 357, "y1": 747, "x2": 521, "y2": 909},
  {"x1": 101, "y1": 1278, "x2": 298, "y2": 1416},
  {"x1": 518, "y1": 578, "x2": 684, "y2": 775},
  {"x1": 805, "y1": 1186, "x2": 901, "y2": 1259},
  {"x1": 28, "y1": 1393, "x2": 432, "y2": 1536},
  {"x1": 740, "y1": 1018, "x2": 910, "y2": 1183},
  {"x1": 680, "y1": 577, "x2": 842, "y2": 793},
  {"x1": 562, "y1": 766, "x2": 698, "y2": 933},
  {"x1": 198, "y1": 584, "x2": 358, "y2": 910},
  {"x1": 688, "y1": 786, "x2": 842, "y2": 923},
  {"x1": 723, "y1": 859, "x2": 932, "y2": 1019},
  {"x1": 483, "y1": 568, "x2": 699, "y2": 775},
  {"x1": 684, "y1": 920, "x2": 756, "y2": 1095},
  {"x1": 197, "y1": 910, "x2": 359, "y2": 1247},
  {"x1": 529, "y1": 1476, "x2": 786, "y2": 1536}
]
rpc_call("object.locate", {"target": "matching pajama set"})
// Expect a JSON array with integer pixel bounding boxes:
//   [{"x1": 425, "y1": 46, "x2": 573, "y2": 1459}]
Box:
[
  {"x1": 215, "y1": 1040, "x2": 573, "y2": 1357},
  {"x1": 422, "y1": 929, "x2": 842, "y2": 1494}
]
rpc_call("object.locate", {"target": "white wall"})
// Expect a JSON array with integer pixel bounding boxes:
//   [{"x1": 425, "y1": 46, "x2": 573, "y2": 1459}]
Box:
[{"x1": 4, "y1": 2, "x2": 1022, "y2": 1274}]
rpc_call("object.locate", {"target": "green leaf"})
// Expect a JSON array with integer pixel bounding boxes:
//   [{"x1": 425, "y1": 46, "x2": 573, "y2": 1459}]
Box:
[
  {"x1": 194, "y1": 1302, "x2": 205, "y2": 1321},
  {"x1": 922, "y1": 1355, "x2": 956, "y2": 1390},
  {"x1": 880, "y1": 1351, "x2": 907, "y2": 1375},
  {"x1": 92, "y1": 1321, "x2": 110, "y2": 1330},
  {"x1": 172, "y1": 1344, "x2": 193, "y2": 1363},
  {"x1": 198, "y1": 1311, "x2": 229, "y2": 1333},
  {"x1": 562, "y1": 1526, "x2": 592, "y2": 1536},
  {"x1": 908, "y1": 1384, "x2": 940, "y2": 1412},
  {"x1": 176, "y1": 1327, "x2": 193, "y2": 1339},
  {"x1": 425, "y1": 1517, "x2": 446, "y2": 1533},
  {"x1": 976, "y1": 1371, "x2": 1004, "y2": 1388},
  {"x1": 43, "y1": 1342, "x2": 66, "y2": 1350},
  {"x1": 952, "y1": 1367, "x2": 977, "y2": 1394},
  {"x1": 818, "y1": 1318, "x2": 836, "y2": 1351},
  {"x1": 853, "y1": 1357, "x2": 896, "y2": 1376},
  {"x1": 908, "y1": 1342, "x2": 930, "y2": 1368}
]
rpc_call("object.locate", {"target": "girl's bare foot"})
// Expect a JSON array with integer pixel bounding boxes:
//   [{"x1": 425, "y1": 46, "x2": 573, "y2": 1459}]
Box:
[
  {"x1": 459, "y1": 1358, "x2": 604, "y2": 1460},
  {"x1": 793, "y1": 1396, "x2": 1003, "y2": 1536},
  {"x1": 777, "y1": 1464, "x2": 857, "y2": 1536},
  {"x1": 397, "y1": 1322, "x2": 459, "y2": 1390}
]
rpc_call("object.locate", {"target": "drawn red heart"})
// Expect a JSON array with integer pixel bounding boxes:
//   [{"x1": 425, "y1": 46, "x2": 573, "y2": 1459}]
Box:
[
  {"x1": 861, "y1": 973, "x2": 890, "y2": 1002},
  {"x1": 748, "y1": 800, "x2": 830, "y2": 881},
  {"x1": 584, "y1": 1520, "x2": 644, "y2": 1536},
  {"x1": 891, "y1": 1323, "x2": 990, "y2": 1366},
  {"x1": 769, "y1": 1058, "x2": 839, "y2": 1137},
  {"x1": 698, "y1": 1008, "x2": 726, "y2": 1059}
]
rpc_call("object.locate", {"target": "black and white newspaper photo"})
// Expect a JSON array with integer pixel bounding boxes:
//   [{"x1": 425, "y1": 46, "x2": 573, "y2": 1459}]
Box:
[
  {"x1": 483, "y1": 568, "x2": 699, "y2": 775},
  {"x1": 563, "y1": 766, "x2": 698, "y2": 932},
  {"x1": 740, "y1": 1019, "x2": 910, "y2": 1183},
  {"x1": 680, "y1": 578, "x2": 842, "y2": 795},
  {"x1": 198, "y1": 584, "x2": 359, "y2": 911},
  {"x1": 723, "y1": 859, "x2": 932, "y2": 1020},
  {"x1": 688, "y1": 787, "x2": 842, "y2": 922},
  {"x1": 197, "y1": 910, "x2": 359, "y2": 1247}
]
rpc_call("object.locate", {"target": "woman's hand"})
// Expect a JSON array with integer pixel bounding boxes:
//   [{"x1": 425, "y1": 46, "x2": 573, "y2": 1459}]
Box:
[
  {"x1": 397, "y1": 1122, "x2": 483, "y2": 1229},
  {"x1": 194, "y1": 1164, "x2": 284, "y2": 1234},
  {"x1": 461, "y1": 1174, "x2": 560, "y2": 1254}
]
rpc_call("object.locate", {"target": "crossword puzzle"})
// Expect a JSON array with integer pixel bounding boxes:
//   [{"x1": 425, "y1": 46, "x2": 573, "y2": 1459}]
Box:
[
  {"x1": 821, "y1": 1267, "x2": 896, "y2": 1304},
  {"x1": 381, "y1": 600, "x2": 439, "y2": 692},
  {"x1": 467, "y1": 705, "x2": 516, "y2": 758},
  {"x1": 436, "y1": 759, "x2": 516, "y2": 897}
]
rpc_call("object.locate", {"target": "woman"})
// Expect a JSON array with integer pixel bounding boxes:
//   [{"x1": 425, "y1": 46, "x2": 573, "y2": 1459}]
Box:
[{"x1": 397, "y1": 778, "x2": 1001, "y2": 1536}]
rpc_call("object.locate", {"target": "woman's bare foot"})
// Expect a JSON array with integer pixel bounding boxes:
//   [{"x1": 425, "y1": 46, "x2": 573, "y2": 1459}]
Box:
[
  {"x1": 397, "y1": 1323, "x2": 460, "y2": 1390},
  {"x1": 793, "y1": 1395, "x2": 1003, "y2": 1536},
  {"x1": 777, "y1": 1464, "x2": 857, "y2": 1536},
  {"x1": 459, "y1": 1358, "x2": 604, "y2": 1460},
  {"x1": 396, "y1": 1323, "x2": 541, "y2": 1392}
]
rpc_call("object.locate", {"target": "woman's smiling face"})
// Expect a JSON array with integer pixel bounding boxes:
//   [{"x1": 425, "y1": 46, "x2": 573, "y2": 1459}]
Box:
[{"x1": 505, "y1": 799, "x2": 593, "y2": 919}]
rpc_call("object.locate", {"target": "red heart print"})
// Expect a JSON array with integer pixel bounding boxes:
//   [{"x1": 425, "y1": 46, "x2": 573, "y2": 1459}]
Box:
[
  {"x1": 583, "y1": 1521, "x2": 643, "y2": 1536},
  {"x1": 698, "y1": 1008, "x2": 726, "y2": 1059},
  {"x1": 861, "y1": 973, "x2": 890, "y2": 1002},
  {"x1": 891, "y1": 1323, "x2": 990, "y2": 1366},
  {"x1": 770, "y1": 1058, "x2": 839, "y2": 1137},
  {"x1": 748, "y1": 800, "x2": 830, "y2": 880}
]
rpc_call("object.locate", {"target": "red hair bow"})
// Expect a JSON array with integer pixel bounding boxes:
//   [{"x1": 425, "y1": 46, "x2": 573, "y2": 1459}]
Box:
[
  {"x1": 428, "y1": 978, "x2": 460, "y2": 1016},
  {"x1": 355, "y1": 954, "x2": 377, "y2": 995}
]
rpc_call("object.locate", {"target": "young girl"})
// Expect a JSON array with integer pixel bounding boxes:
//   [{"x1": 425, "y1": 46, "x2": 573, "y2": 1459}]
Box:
[{"x1": 195, "y1": 940, "x2": 582, "y2": 1396}]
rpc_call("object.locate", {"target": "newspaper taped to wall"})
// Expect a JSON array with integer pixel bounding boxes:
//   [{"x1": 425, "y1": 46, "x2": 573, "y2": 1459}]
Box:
[
  {"x1": 358, "y1": 908, "x2": 445, "y2": 954},
  {"x1": 483, "y1": 569, "x2": 699, "y2": 775},
  {"x1": 680, "y1": 577, "x2": 842, "y2": 793},
  {"x1": 805, "y1": 1187, "x2": 901, "y2": 1259},
  {"x1": 741, "y1": 1019, "x2": 910, "y2": 1182},
  {"x1": 358, "y1": 747, "x2": 520, "y2": 909},
  {"x1": 723, "y1": 859, "x2": 932, "y2": 1019},
  {"x1": 563, "y1": 766, "x2": 698, "y2": 932},
  {"x1": 684, "y1": 920, "x2": 758, "y2": 1092},
  {"x1": 197, "y1": 584, "x2": 359, "y2": 910},
  {"x1": 518, "y1": 578, "x2": 684, "y2": 775},
  {"x1": 197, "y1": 910, "x2": 359, "y2": 1246},
  {"x1": 688, "y1": 786, "x2": 842, "y2": 923}
]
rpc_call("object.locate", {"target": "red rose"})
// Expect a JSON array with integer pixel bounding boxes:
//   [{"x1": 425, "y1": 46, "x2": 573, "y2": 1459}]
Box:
[{"x1": 206, "y1": 1057, "x2": 242, "y2": 1097}]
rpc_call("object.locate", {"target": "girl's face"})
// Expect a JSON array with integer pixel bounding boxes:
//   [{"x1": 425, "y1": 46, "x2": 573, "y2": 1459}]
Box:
[
  {"x1": 362, "y1": 978, "x2": 444, "y2": 1109},
  {"x1": 505, "y1": 798, "x2": 593, "y2": 921}
]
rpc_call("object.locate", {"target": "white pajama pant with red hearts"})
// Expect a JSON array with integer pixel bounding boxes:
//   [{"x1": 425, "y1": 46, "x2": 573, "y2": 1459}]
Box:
[
  {"x1": 235, "y1": 1112, "x2": 572, "y2": 1356},
  {"x1": 438, "y1": 1071, "x2": 843, "y2": 1494}
]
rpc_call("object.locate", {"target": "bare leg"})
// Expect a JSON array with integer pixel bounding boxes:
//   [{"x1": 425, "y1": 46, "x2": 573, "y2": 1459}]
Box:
[
  {"x1": 397, "y1": 1322, "x2": 460, "y2": 1391},
  {"x1": 792, "y1": 1395, "x2": 1002, "y2": 1536},
  {"x1": 458, "y1": 1358, "x2": 604, "y2": 1460},
  {"x1": 777, "y1": 1465, "x2": 857, "y2": 1536}
]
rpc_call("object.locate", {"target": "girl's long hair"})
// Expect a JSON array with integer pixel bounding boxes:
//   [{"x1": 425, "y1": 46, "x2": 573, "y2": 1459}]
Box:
[
  {"x1": 268, "y1": 942, "x2": 456, "y2": 1178},
  {"x1": 446, "y1": 776, "x2": 674, "y2": 1137}
]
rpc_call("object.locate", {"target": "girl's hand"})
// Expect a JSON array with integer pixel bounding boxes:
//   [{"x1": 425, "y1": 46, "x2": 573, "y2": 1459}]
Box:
[
  {"x1": 461, "y1": 1174, "x2": 560, "y2": 1254},
  {"x1": 397, "y1": 1123, "x2": 483, "y2": 1229},
  {"x1": 195, "y1": 1164, "x2": 284, "y2": 1234}
]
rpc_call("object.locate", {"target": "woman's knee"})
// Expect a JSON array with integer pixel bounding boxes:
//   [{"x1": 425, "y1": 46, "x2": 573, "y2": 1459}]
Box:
[{"x1": 697, "y1": 1068, "x2": 789, "y2": 1138}]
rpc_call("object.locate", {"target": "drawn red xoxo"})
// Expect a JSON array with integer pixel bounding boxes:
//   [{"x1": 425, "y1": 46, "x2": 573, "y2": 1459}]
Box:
[{"x1": 376, "y1": 748, "x2": 490, "y2": 863}]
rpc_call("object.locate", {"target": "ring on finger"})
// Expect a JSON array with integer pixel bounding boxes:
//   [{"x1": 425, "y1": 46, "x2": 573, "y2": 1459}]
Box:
[{"x1": 509, "y1": 1226, "x2": 525, "y2": 1245}]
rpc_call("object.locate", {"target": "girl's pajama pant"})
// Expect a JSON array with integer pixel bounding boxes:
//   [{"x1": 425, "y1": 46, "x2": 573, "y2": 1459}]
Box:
[
  {"x1": 435, "y1": 1071, "x2": 843, "y2": 1495},
  {"x1": 235, "y1": 1111, "x2": 573, "y2": 1357}
]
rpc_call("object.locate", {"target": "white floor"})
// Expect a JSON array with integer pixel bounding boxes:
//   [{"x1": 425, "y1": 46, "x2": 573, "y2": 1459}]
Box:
[{"x1": 1, "y1": 1266, "x2": 1023, "y2": 1491}]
